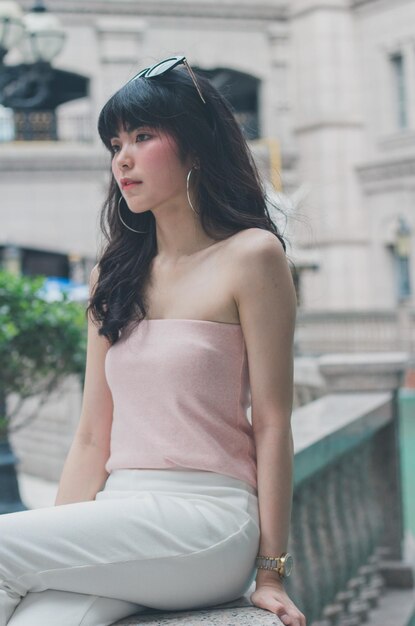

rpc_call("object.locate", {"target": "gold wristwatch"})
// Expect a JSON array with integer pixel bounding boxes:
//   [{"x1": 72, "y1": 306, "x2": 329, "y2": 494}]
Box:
[{"x1": 255, "y1": 552, "x2": 293, "y2": 579}]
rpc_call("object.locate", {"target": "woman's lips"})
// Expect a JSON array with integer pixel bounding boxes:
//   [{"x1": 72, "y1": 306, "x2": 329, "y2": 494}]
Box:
[{"x1": 122, "y1": 181, "x2": 142, "y2": 189}]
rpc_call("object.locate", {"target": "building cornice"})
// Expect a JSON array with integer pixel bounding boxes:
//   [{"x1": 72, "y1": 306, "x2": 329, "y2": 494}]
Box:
[
  {"x1": 0, "y1": 145, "x2": 109, "y2": 173},
  {"x1": 356, "y1": 156, "x2": 415, "y2": 190},
  {"x1": 291, "y1": 2, "x2": 349, "y2": 20},
  {"x1": 352, "y1": 0, "x2": 415, "y2": 12},
  {"x1": 17, "y1": 0, "x2": 288, "y2": 21},
  {"x1": 294, "y1": 120, "x2": 364, "y2": 134},
  {"x1": 351, "y1": 0, "x2": 378, "y2": 7}
]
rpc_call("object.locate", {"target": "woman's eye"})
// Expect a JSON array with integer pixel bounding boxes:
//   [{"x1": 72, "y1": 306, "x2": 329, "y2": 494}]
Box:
[{"x1": 109, "y1": 133, "x2": 151, "y2": 154}]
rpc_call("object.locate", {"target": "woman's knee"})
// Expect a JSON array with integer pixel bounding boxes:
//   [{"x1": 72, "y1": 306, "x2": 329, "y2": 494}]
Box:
[{"x1": 7, "y1": 590, "x2": 143, "y2": 626}]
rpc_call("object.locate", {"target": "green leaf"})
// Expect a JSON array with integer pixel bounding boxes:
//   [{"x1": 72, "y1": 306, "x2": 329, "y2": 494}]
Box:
[{"x1": 0, "y1": 270, "x2": 87, "y2": 422}]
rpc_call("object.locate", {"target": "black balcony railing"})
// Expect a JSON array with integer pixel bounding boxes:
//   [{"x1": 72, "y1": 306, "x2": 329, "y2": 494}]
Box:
[{"x1": 0, "y1": 112, "x2": 93, "y2": 143}]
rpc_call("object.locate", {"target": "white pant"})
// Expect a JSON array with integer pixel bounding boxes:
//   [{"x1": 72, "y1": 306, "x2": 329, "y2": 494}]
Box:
[{"x1": 0, "y1": 468, "x2": 260, "y2": 626}]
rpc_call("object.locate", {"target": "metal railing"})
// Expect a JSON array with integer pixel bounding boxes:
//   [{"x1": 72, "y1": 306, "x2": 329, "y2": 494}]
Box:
[{"x1": 0, "y1": 114, "x2": 94, "y2": 143}]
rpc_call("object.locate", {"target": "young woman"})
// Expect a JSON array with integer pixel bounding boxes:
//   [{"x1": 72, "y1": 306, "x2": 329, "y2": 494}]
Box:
[{"x1": 0, "y1": 56, "x2": 305, "y2": 626}]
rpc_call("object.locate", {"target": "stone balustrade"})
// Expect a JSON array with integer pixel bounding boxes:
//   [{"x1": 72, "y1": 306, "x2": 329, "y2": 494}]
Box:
[
  {"x1": 285, "y1": 352, "x2": 414, "y2": 625},
  {"x1": 295, "y1": 308, "x2": 415, "y2": 355},
  {"x1": 286, "y1": 391, "x2": 401, "y2": 624},
  {"x1": 293, "y1": 356, "x2": 325, "y2": 408}
]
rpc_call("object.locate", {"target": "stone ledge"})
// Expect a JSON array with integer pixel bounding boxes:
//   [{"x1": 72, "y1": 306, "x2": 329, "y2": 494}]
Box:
[
  {"x1": 378, "y1": 560, "x2": 415, "y2": 589},
  {"x1": 112, "y1": 593, "x2": 284, "y2": 625},
  {"x1": 364, "y1": 587, "x2": 415, "y2": 626}
]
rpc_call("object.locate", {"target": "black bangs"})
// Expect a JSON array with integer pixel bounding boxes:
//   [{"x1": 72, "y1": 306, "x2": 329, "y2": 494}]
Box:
[{"x1": 97, "y1": 73, "x2": 187, "y2": 150}]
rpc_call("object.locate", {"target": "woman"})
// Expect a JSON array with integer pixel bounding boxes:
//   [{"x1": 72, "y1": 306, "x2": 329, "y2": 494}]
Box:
[{"x1": 0, "y1": 56, "x2": 304, "y2": 626}]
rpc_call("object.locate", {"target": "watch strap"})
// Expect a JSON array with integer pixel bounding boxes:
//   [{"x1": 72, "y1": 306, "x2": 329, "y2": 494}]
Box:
[
  {"x1": 255, "y1": 553, "x2": 292, "y2": 578},
  {"x1": 256, "y1": 555, "x2": 281, "y2": 569}
]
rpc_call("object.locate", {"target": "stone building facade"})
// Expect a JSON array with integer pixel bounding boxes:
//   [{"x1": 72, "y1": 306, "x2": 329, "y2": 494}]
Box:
[{"x1": 0, "y1": 0, "x2": 414, "y2": 310}]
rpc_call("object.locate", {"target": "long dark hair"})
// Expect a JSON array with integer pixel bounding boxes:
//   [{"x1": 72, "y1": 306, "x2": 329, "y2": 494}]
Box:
[{"x1": 88, "y1": 64, "x2": 294, "y2": 344}]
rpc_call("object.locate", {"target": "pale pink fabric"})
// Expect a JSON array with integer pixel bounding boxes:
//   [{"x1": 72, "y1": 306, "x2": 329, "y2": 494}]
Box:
[{"x1": 104, "y1": 319, "x2": 257, "y2": 490}]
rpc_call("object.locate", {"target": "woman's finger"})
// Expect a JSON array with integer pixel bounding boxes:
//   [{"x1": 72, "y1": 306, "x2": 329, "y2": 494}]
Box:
[{"x1": 279, "y1": 608, "x2": 306, "y2": 626}]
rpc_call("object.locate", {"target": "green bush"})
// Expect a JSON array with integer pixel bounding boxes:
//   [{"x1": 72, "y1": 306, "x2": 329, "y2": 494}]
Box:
[{"x1": 0, "y1": 270, "x2": 87, "y2": 439}]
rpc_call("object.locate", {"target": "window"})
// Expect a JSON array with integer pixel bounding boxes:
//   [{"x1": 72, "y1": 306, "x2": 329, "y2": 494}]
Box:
[
  {"x1": 390, "y1": 52, "x2": 408, "y2": 129},
  {"x1": 193, "y1": 67, "x2": 260, "y2": 140}
]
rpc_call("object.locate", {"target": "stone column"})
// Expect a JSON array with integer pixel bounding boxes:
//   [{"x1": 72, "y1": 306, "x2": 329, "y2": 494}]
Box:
[
  {"x1": 265, "y1": 23, "x2": 292, "y2": 153},
  {"x1": 403, "y1": 38, "x2": 415, "y2": 131},
  {"x1": 290, "y1": 0, "x2": 370, "y2": 309}
]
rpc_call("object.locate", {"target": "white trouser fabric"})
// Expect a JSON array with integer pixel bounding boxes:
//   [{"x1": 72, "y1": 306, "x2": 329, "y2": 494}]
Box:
[{"x1": 0, "y1": 468, "x2": 260, "y2": 626}]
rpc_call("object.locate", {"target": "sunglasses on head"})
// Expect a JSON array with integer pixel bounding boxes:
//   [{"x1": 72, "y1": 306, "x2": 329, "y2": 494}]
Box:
[{"x1": 128, "y1": 55, "x2": 206, "y2": 105}]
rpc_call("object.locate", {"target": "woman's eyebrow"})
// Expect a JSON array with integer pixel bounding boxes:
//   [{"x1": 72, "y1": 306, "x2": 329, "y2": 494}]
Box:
[{"x1": 110, "y1": 126, "x2": 152, "y2": 140}]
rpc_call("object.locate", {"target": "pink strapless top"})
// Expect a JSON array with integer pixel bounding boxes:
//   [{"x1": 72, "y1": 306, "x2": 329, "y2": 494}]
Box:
[{"x1": 104, "y1": 319, "x2": 257, "y2": 490}]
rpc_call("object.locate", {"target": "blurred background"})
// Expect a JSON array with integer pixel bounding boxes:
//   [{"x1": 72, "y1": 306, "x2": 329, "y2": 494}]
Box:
[{"x1": 0, "y1": 1, "x2": 414, "y2": 624}]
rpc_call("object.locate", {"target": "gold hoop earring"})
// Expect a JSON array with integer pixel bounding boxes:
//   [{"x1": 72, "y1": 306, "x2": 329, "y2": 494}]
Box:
[
  {"x1": 117, "y1": 196, "x2": 149, "y2": 233},
  {"x1": 187, "y1": 166, "x2": 199, "y2": 215}
]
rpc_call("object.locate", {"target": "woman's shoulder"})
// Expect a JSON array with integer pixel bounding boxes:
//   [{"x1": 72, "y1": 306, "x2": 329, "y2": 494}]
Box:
[
  {"x1": 225, "y1": 227, "x2": 285, "y2": 264},
  {"x1": 221, "y1": 228, "x2": 287, "y2": 310}
]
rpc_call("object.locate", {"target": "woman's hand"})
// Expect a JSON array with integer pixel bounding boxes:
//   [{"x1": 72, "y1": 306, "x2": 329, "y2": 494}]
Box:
[{"x1": 250, "y1": 571, "x2": 306, "y2": 626}]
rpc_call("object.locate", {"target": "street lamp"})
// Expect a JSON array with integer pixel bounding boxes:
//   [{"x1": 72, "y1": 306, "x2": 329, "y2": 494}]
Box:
[
  {"x1": 18, "y1": 0, "x2": 65, "y2": 64},
  {"x1": 0, "y1": 0, "x2": 87, "y2": 141},
  {"x1": 0, "y1": 0, "x2": 65, "y2": 139},
  {"x1": 0, "y1": 1, "x2": 24, "y2": 61}
]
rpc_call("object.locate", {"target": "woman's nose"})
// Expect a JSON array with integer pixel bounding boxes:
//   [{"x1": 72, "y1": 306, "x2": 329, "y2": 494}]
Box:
[{"x1": 115, "y1": 146, "x2": 134, "y2": 169}]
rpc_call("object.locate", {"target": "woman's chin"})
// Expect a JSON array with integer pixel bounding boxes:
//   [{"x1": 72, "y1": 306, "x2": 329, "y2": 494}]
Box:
[{"x1": 126, "y1": 205, "x2": 152, "y2": 215}]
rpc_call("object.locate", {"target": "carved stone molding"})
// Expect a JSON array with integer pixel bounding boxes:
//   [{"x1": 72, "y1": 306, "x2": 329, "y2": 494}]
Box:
[
  {"x1": 17, "y1": 0, "x2": 288, "y2": 21},
  {"x1": 317, "y1": 351, "x2": 410, "y2": 393},
  {"x1": 291, "y1": 1, "x2": 350, "y2": 21},
  {"x1": 0, "y1": 147, "x2": 108, "y2": 173},
  {"x1": 352, "y1": 0, "x2": 415, "y2": 16},
  {"x1": 294, "y1": 119, "x2": 364, "y2": 135},
  {"x1": 356, "y1": 156, "x2": 415, "y2": 185}
]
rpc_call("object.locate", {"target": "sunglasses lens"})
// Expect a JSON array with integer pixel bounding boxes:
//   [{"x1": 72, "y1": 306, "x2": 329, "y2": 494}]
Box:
[{"x1": 146, "y1": 56, "x2": 184, "y2": 77}]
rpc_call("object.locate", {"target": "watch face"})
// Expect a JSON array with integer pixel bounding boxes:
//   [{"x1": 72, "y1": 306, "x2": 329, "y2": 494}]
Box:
[{"x1": 284, "y1": 553, "x2": 293, "y2": 576}]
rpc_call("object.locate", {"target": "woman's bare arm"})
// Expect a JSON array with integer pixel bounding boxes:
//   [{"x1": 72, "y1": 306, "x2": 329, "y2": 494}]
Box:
[
  {"x1": 55, "y1": 264, "x2": 113, "y2": 505},
  {"x1": 231, "y1": 229, "x2": 297, "y2": 584}
]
